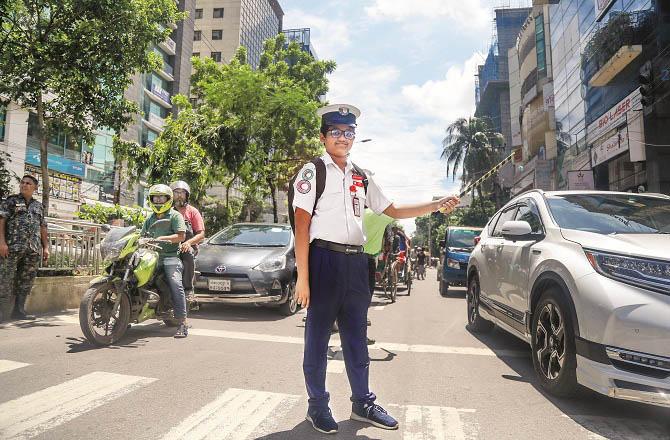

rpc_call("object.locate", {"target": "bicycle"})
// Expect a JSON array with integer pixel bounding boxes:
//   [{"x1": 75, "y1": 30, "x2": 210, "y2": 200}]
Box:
[{"x1": 379, "y1": 252, "x2": 398, "y2": 303}]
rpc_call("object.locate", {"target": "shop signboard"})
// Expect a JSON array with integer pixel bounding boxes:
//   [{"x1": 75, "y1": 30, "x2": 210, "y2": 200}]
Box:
[
  {"x1": 25, "y1": 147, "x2": 86, "y2": 178},
  {"x1": 587, "y1": 89, "x2": 641, "y2": 144},
  {"x1": 591, "y1": 129, "x2": 628, "y2": 167},
  {"x1": 25, "y1": 164, "x2": 82, "y2": 202},
  {"x1": 568, "y1": 170, "x2": 595, "y2": 190},
  {"x1": 595, "y1": 0, "x2": 615, "y2": 21}
]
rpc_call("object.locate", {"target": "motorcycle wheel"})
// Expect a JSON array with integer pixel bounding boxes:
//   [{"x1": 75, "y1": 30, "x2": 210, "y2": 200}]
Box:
[{"x1": 79, "y1": 283, "x2": 131, "y2": 347}]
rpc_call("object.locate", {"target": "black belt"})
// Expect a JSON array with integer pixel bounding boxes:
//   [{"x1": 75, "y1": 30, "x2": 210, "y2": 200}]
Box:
[{"x1": 312, "y1": 239, "x2": 364, "y2": 255}]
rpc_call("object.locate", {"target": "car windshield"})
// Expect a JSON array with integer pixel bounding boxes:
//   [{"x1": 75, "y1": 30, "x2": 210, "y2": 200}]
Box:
[
  {"x1": 209, "y1": 225, "x2": 291, "y2": 247},
  {"x1": 546, "y1": 194, "x2": 670, "y2": 234},
  {"x1": 448, "y1": 229, "x2": 481, "y2": 248}
]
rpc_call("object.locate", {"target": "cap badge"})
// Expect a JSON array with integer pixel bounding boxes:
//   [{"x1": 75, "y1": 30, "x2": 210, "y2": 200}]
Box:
[{"x1": 338, "y1": 107, "x2": 349, "y2": 116}]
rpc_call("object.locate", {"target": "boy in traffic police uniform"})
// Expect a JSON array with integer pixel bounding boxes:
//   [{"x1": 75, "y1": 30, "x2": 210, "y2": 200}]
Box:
[{"x1": 292, "y1": 103, "x2": 460, "y2": 434}]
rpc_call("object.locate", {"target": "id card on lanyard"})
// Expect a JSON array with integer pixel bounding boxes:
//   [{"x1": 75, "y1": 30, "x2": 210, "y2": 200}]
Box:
[{"x1": 350, "y1": 184, "x2": 361, "y2": 217}]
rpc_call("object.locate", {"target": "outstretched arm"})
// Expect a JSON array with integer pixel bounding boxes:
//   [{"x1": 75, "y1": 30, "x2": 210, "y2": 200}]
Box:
[{"x1": 383, "y1": 196, "x2": 459, "y2": 219}]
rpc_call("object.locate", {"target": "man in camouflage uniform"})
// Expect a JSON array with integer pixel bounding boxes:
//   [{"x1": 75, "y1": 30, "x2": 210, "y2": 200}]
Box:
[{"x1": 0, "y1": 175, "x2": 49, "y2": 322}]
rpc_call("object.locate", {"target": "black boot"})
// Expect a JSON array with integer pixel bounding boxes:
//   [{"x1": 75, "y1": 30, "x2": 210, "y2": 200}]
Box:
[{"x1": 11, "y1": 295, "x2": 35, "y2": 320}]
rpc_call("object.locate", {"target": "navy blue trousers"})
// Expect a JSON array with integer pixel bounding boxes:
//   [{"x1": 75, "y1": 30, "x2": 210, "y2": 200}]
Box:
[{"x1": 303, "y1": 245, "x2": 375, "y2": 409}]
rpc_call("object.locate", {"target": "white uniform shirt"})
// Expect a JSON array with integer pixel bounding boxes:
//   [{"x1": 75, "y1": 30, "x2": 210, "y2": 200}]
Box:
[{"x1": 292, "y1": 154, "x2": 392, "y2": 246}]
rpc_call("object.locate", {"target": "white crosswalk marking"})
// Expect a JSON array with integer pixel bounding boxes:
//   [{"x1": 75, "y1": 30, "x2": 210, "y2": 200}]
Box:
[
  {"x1": 0, "y1": 360, "x2": 30, "y2": 374},
  {"x1": 0, "y1": 371, "x2": 156, "y2": 440},
  {"x1": 163, "y1": 388, "x2": 300, "y2": 440},
  {"x1": 396, "y1": 404, "x2": 477, "y2": 440},
  {"x1": 564, "y1": 415, "x2": 669, "y2": 440},
  {"x1": 327, "y1": 359, "x2": 346, "y2": 374},
  {"x1": 372, "y1": 305, "x2": 386, "y2": 311}
]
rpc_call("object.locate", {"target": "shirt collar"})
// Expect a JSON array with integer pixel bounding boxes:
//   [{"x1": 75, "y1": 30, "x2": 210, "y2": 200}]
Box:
[{"x1": 321, "y1": 153, "x2": 352, "y2": 174}]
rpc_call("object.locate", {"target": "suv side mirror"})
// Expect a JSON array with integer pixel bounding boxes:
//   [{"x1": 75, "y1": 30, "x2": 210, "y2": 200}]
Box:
[{"x1": 501, "y1": 221, "x2": 544, "y2": 242}]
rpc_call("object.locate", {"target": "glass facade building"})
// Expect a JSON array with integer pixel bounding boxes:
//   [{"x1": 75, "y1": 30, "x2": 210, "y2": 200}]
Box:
[
  {"x1": 550, "y1": 0, "x2": 659, "y2": 191},
  {"x1": 240, "y1": 0, "x2": 283, "y2": 68}
]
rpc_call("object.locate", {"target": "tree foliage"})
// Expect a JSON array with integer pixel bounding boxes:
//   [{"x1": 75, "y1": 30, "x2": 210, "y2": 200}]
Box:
[
  {"x1": 115, "y1": 34, "x2": 335, "y2": 223},
  {"x1": 441, "y1": 117, "x2": 504, "y2": 198},
  {"x1": 77, "y1": 202, "x2": 147, "y2": 227},
  {"x1": 0, "y1": 150, "x2": 17, "y2": 199},
  {"x1": 413, "y1": 198, "x2": 496, "y2": 255},
  {"x1": 0, "y1": 0, "x2": 184, "y2": 214}
]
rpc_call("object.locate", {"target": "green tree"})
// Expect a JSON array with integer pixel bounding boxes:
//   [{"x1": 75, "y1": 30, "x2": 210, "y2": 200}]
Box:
[
  {"x1": 441, "y1": 117, "x2": 504, "y2": 200},
  {"x1": 0, "y1": 151, "x2": 17, "y2": 199},
  {"x1": 116, "y1": 37, "x2": 335, "y2": 223},
  {"x1": 0, "y1": 0, "x2": 184, "y2": 214}
]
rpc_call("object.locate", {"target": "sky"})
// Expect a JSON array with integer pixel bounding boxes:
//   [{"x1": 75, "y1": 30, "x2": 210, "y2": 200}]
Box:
[{"x1": 282, "y1": 0, "x2": 531, "y2": 234}]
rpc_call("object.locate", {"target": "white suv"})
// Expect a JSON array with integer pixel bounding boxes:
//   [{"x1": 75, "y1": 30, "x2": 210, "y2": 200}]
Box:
[{"x1": 467, "y1": 190, "x2": 670, "y2": 407}]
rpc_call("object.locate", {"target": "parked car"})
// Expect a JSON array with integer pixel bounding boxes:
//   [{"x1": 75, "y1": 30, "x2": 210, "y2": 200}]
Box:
[
  {"x1": 193, "y1": 223, "x2": 298, "y2": 315},
  {"x1": 467, "y1": 190, "x2": 670, "y2": 408},
  {"x1": 438, "y1": 226, "x2": 482, "y2": 296}
]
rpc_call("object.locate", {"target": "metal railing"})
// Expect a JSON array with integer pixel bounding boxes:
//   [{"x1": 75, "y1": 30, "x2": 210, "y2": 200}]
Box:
[{"x1": 42, "y1": 218, "x2": 107, "y2": 275}]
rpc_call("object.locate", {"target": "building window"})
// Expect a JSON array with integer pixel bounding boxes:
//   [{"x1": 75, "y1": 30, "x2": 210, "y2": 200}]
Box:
[
  {"x1": 194, "y1": 30, "x2": 201, "y2": 41},
  {"x1": 535, "y1": 13, "x2": 546, "y2": 74},
  {"x1": 194, "y1": 8, "x2": 203, "y2": 19},
  {"x1": 213, "y1": 7, "x2": 224, "y2": 18},
  {"x1": 192, "y1": 52, "x2": 200, "y2": 58},
  {"x1": 211, "y1": 52, "x2": 222, "y2": 62},
  {"x1": 212, "y1": 29, "x2": 223, "y2": 40}
]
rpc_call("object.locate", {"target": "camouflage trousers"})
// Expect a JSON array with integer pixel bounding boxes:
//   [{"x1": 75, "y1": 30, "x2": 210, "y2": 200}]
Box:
[{"x1": 0, "y1": 250, "x2": 40, "y2": 305}]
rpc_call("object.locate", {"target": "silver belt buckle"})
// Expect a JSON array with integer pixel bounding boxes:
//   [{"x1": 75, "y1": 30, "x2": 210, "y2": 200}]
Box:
[{"x1": 345, "y1": 246, "x2": 357, "y2": 254}]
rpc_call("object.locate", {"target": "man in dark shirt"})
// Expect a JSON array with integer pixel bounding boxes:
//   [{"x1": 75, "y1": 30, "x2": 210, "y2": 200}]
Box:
[{"x1": 0, "y1": 175, "x2": 49, "y2": 322}]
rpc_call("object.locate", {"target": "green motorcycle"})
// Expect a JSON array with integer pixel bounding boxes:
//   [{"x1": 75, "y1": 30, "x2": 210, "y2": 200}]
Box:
[{"x1": 79, "y1": 220, "x2": 190, "y2": 346}]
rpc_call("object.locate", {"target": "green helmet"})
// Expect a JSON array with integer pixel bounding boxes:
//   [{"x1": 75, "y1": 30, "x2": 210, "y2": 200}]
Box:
[{"x1": 147, "y1": 184, "x2": 173, "y2": 214}]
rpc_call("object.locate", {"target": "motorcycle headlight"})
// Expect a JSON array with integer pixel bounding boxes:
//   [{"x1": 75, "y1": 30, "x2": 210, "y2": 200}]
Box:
[
  {"x1": 254, "y1": 255, "x2": 287, "y2": 272},
  {"x1": 584, "y1": 249, "x2": 670, "y2": 295},
  {"x1": 100, "y1": 239, "x2": 127, "y2": 263},
  {"x1": 447, "y1": 258, "x2": 460, "y2": 269}
]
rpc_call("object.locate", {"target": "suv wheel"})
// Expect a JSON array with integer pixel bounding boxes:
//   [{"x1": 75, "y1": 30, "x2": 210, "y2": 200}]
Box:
[
  {"x1": 279, "y1": 280, "x2": 298, "y2": 316},
  {"x1": 439, "y1": 280, "x2": 449, "y2": 296},
  {"x1": 466, "y1": 275, "x2": 493, "y2": 333},
  {"x1": 531, "y1": 289, "x2": 579, "y2": 397}
]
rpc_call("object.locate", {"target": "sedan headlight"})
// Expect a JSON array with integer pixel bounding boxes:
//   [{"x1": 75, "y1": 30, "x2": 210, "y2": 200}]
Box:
[
  {"x1": 254, "y1": 255, "x2": 287, "y2": 272},
  {"x1": 584, "y1": 249, "x2": 670, "y2": 294},
  {"x1": 446, "y1": 258, "x2": 460, "y2": 269}
]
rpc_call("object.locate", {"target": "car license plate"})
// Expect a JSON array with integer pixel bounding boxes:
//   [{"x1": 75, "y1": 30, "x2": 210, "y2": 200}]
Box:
[{"x1": 208, "y1": 279, "x2": 231, "y2": 292}]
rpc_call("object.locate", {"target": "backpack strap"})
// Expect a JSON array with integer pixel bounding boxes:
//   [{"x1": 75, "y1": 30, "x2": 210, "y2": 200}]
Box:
[{"x1": 311, "y1": 157, "x2": 326, "y2": 214}]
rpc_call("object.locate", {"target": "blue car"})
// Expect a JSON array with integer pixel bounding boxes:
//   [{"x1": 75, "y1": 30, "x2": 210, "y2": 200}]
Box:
[{"x1": 439, "y1": 226, "x2": 483, "y2": 296}]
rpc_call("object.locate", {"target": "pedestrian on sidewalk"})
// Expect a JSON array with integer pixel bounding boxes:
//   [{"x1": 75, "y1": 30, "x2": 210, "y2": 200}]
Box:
[
  {"x1": 0, "y1": 175, "x2": 49, "y2": 323},
  {"x1": 170, "y1": 180, "x2": 205, "y2": 303},
  {"x1": 292, "y1": 103, "x2": 459, "y2": 434}
]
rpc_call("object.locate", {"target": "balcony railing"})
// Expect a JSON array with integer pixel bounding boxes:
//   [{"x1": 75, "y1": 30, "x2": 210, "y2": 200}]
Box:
[{"x1": 582, "y1": 10, "x2": 656, "y2": 85}]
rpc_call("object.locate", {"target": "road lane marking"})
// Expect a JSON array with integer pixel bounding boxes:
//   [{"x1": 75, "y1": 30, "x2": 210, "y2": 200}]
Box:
[
  {"x1": 0, "y1": 371, "x2": 156, "y2": 439},
  {"x1": 189, "y1": 328, "x2": 526, "y2": 357},
  {"x1": 563, "y1": 415, "x2": 669, "y2": 440},
  {"x1": 0, "y1": 360, "x2": 30, "y2": 374},
  {"x1": 372, "y1": 305, "x2": 386, "y2": 311},
  {"x1": 163, "y1": 388, "x2": 300, "y2": 440},
  {"x1": 395, "y1": 404, "x2": 477, "y2": 440},
  {"x1": 9, "y1": 312, "x2": 527, "y2": 358},
  {"x1": 327, "y1": 360, "x2": 346, "y2": 374},
  {"x1": 394, "y1": 404, "x2": 476, "y2": 440}
]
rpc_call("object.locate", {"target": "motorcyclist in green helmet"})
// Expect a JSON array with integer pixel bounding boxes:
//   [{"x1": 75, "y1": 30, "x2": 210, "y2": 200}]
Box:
[{"x1": 141, "y1": 184, "x2": 189, "y2": 338}]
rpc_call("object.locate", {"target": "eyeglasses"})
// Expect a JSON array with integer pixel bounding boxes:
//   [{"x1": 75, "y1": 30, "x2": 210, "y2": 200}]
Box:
[{"x1": 327, "y1": 129, "x2": 356, "y2": 140}]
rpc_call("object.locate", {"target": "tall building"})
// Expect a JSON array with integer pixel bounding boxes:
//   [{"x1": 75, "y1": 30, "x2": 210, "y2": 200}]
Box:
[
  {"x1": 509, "y1": 2, "x2": 557, "y2": 196},
  {"x1": 118, "y1": 0, "x2": 196, "y2": 206},
  {"x1": 475, "y1": 7, "x2": 532, "y2": 190},
  {"x1": 0, "y1": 3, "x2": 196, "y2": 217},
  {"x1": 192, "y1": 0, "x2": 283, "y2": 69},
  {"x1": 550, "y1": 0, "x2": 666, "y2": 193}
]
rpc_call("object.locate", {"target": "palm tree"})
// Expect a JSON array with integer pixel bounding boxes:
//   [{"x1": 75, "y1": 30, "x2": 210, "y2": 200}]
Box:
[{"x1": 441, "y1": 117, "x2": 504, "y2": 198}]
